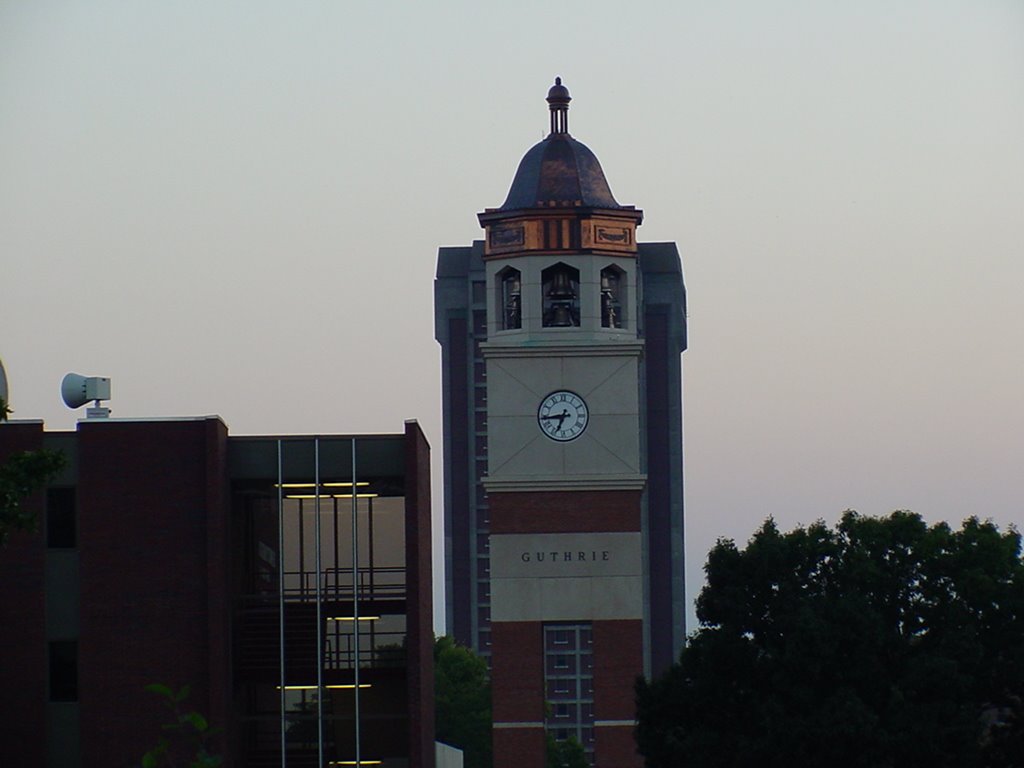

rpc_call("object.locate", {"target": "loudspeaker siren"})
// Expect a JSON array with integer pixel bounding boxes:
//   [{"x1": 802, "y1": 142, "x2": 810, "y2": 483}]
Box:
[{"x1": 61, "y1": 373, "x2": 112, "y2": 410}]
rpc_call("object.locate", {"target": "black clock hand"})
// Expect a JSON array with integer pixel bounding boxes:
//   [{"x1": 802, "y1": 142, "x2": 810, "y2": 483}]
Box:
[{"x1": 540, "y1": 409, "x2": 570, "y2": 429}]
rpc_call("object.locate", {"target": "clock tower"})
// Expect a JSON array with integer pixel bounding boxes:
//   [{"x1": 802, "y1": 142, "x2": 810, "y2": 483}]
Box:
[{"x1": 435, "y1": 79, "x2": 687, "y2": 767}]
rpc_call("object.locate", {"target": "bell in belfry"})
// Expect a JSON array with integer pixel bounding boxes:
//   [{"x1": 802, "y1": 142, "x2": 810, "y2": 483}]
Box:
[
  {"x1": 601, "y1": 269, "x2": 621, "y2": 329},
  {"x1": 504, "y1": 272, "x2": 521, "y2": 329},
  {"x1": 544, "y1": 268, "x2": 579, "y2": 327}
]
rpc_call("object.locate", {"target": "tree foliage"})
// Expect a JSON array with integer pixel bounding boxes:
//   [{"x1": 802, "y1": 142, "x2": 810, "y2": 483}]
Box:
[
  {"x1": 545, "y1": 732, "x2": 588, "y2": 768},
  {"x1": 0, "y1": 393, "x2": 67, "y2": 545},
  {"x1": 435, "y1": 635, "x2": 492, "y2": 768},
  {"x1": 141, "y1": 684, "x2": 221, "y2": 768},
  {"x1": 636, "y1": 511, "x2": 1024, "y2": 768},
  {"x1": 0, "y1": 446, "x2": 66, "y2": 546}
]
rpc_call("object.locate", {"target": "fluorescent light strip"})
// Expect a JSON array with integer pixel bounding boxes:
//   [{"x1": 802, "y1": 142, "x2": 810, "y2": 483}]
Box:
[
  {"x1": 329, "y1": 762, "x2": 382, "y2": 766},
  {"x1": 327, "y1": 616, "x2": 380, "y2": 622},
  {"x1": 275, "y1": 482, "x2": 370, "y2": 489},
  {"x1": 283, "y1": 493, "x2": 379, "y2": 500},
  {"x1": 276, "y1": 684, "x2": 371, "y2": 690}
]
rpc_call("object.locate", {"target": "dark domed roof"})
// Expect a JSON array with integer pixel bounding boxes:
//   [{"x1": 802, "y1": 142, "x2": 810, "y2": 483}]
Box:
[
  {"x1": 499, "y1": 135, "x2": 622, "y2": 210},
  {"x1": 499, "y1": 77, "x2": 623, "y2": 211}
]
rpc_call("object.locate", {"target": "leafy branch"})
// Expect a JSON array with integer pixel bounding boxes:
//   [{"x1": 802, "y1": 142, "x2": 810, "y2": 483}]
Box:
[{"x1": 141, "y1": 684, "x2": 222, "y2": 768}]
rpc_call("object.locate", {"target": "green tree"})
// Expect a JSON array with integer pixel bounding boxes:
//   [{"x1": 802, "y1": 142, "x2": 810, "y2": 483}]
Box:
[
  {"x1": 0, "y1": 397, "x2": 67, "y2": 545},
  {"x1": 545, "y1": 732, "x2": 588, "y2": 768},
  {"x1": 636, "y1": 511, "x2": 1024, "y2": 768},
  {"x1": 434, "y1": 635, "x2": 492, "y2": 768}
]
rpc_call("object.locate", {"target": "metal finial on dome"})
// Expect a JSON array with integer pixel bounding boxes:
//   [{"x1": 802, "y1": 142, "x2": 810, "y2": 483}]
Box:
[{"x1": 546, "y1": 76, "x2": 571, "y2": 135}]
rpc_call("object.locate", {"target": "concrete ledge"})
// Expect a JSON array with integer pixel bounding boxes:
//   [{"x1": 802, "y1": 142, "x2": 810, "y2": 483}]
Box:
[{"x1": 483, "y1": 474, "x2": 646, "y2": 492}]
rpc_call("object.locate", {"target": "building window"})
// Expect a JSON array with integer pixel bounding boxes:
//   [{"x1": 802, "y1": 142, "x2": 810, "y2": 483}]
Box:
[
  {"x1": 497, "y1": 268, "x2": 522, "y2": 330},
  {"x1": 600, "y1": 266, "x2": 626, "y2": 329},
  {"x1": 49, "y1": 640, "x2": 78, "y2": 702},
  {"x1": 544, "y1": 623, "x2": 594, "y2": 762},
  {"x1": 471, "y1": 280, "x2": 486, "y2": 306},
  {"x1": 473, "y1": 309, "x2": 487, "y2": 338},
  {"x1": 47, "y1": 487, "x2": 76, "y2": 548},
  {"x1": 542, "y1": 264, "x2": 580, "y2": 327}
]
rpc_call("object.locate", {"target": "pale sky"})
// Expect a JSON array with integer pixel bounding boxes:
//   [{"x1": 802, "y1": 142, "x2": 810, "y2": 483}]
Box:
[{"x1": 3, "y1": 1, "x2": 1022, "y2": 635}]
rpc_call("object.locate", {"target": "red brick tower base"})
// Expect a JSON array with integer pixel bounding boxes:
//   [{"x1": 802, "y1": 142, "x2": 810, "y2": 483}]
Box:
[{"x1": 489, "y1": 492, "x2": 644, "y2": 768}]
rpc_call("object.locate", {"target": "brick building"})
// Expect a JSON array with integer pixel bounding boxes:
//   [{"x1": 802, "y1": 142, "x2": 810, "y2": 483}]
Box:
[{"x1": 0, "y1": 415, "x2": 434, "y2": 768}]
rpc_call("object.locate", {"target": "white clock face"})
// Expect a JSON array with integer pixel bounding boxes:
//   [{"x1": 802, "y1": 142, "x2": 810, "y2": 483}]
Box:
[{"x1": 537, "y1": 390, "x2": 589, "y2": 442}]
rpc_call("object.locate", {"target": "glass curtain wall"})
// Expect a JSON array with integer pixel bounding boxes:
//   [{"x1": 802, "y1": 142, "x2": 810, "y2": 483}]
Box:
[{"x1": 235, "y1": 437, "x2": 409, "y2": 768}]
